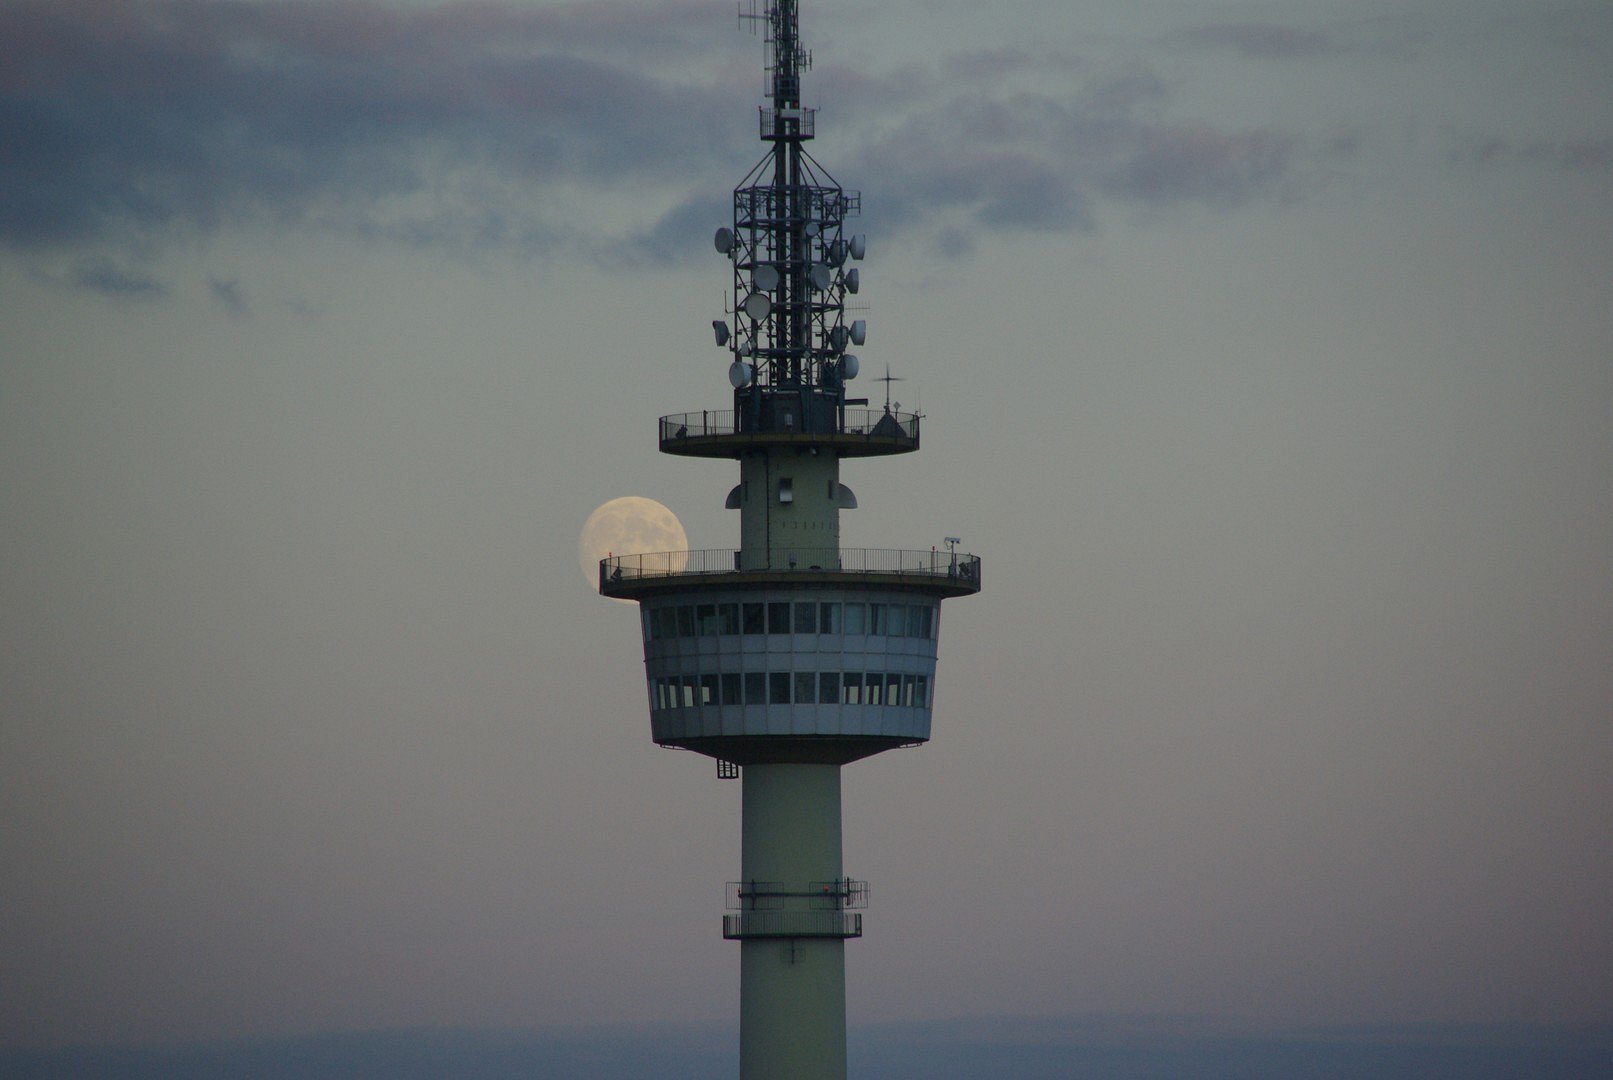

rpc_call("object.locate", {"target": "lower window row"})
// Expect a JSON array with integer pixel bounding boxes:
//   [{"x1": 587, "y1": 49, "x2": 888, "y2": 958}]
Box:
[{"x1": 651, "y1": 671, "x2": 930, "y2": 710}]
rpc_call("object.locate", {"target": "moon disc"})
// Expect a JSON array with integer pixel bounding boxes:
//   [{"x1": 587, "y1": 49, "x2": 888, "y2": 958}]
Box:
[{"x1": 578, "y1": 497, "x2": 689, "y2": 595}]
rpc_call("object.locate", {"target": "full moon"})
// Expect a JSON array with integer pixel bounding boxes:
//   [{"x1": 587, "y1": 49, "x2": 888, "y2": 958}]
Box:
[{"x1": 578, "y1": 496, "x2": 689, "y2": 594}]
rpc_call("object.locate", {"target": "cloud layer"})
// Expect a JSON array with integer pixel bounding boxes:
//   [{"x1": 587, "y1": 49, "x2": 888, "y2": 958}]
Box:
[{"x1": 1, "y1": 0, "x2": 1322, "y2": 282}]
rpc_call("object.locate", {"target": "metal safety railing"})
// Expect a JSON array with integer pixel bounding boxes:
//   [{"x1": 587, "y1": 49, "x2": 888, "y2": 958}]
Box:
[
  {"x1": 722, "y1": 911, "x2": 862, "y2": 939},
  {"x1": 600, "y1": 547, "x2": 980, "y2": 588},
  {"x1": 659, "y1": 408, "x2": 919, "y2": 443}
]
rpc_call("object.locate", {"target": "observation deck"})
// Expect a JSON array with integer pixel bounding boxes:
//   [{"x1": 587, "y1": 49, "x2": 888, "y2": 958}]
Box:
[
  {"x1": 659, "y1": 408, "x2": 920, "y2": 458},
  {"x1": 599, "y1": 547, "x2": 981, "y2": 601}
]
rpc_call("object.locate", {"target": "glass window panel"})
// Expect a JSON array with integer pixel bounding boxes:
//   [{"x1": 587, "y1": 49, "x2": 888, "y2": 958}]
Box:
[
  {"x1": 680, "y1": 675, "x2": 697, "y2": 708},
  {"x1": 901, "y1": 674, "x2": 916, "y2": 706},
  {"x1": 819, "y1": 672, "x2": 840, "y2": 702},
  {"x1": 742, "y1": 602, "x2": 765, "y2": 635},
  {"x1": 818, "y1": 602, "x2": 841, "y2": 634},
  {"x1": 641, "y1": 609, "x2": 652, "y2": 642},
  {"x1": 914, "y1": 675, "x2": 929, "y2": 708},
  {"x1": 677, "y1": 606, "x2": 695, "y2": 637},
  {"x1": 721, "y1": 673, "x2": 741, "y2": 706},
  {"x1": 917, "y1": 606, "x2": 934, "y2": 639},
  {"x1": 887, "y1": 673, "x2": 903, "y2": 704},
  {"x1": 744, "y1": 672, "x2": 766, "y2": 704},
  {"x1": 868, "y1": 604, "x2": 885, "y2": 635},
  {"x1": 700, "y1": 673, "x2": 720, "y2": 706},
  {"x1": 842, "y1": 672, "x2": 863, "y2": 704},
  {"x1": 865, "y1": 673, "x2": 883, "y2": 705},
  {"x1": 794, "y1": 671, "x2": 817, "y2": 704},
  {"x1": 793, "y1": 602, "x2": 817, "y2": 634},
  {"x1": 696, "y1": 604, "x2": 719, "y2": 635},
  {"x1": 768, "y1": 602, "x2": 791, "y2": 634},
  {"x1": 769, "y1": 672, "x2": 792, "y2": 704},
  {"x1": 843, "y1": 603, "x2": 866, "y2": 635},
  {"x1": 886, "y1": 604, "x2": 906, "y2": 636},
  {"x1": 719, "y1": 603, "x2": 740, "y2": 635}
]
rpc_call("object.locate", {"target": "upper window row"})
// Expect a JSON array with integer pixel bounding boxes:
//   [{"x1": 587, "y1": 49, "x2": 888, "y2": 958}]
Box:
[{"x1": 645, "y1": 600, "x2": 935, "y2": 643}]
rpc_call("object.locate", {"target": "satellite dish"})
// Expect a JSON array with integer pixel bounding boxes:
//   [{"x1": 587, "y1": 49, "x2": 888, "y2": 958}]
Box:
[
  {"x1": 844, "y1": 268, "x2": 859, "y2": 294},
  {"x1": 829, "y1": 326, "x2": 848, "y2": 352},
  {"x1": 841, "y1": 353, "x2": 860, "y2": 380},
  {"x1": 850, "y1": 320, "x2": 866, "y2": 346},
  {"x1": 728, "y1": 361, "x2": 752, "y2": 389},
  {"x1": 849, "y1": 234, "x2": 866, "y2": 260},
  {"x1": 743, "y1": 291, "x2": 771, "y2": 320},
  {"x1": 714, "y1": 227, "x2": 734, "y2": 255},
  {"x1": 803, "y1": 222, "x2": 820, "y2": 238},
  {"x1": 810, "y1": 264, "x2": 832, "y2": 291},
  {"x1": 713, "y1": 320, "x2": 730, "y2": 347},
  {"x1": 827, "y1": 239, "x2": 847, "y2": 267},
  {"x1": 753, "y1": 265, "x2": 779, "y2": 291}
]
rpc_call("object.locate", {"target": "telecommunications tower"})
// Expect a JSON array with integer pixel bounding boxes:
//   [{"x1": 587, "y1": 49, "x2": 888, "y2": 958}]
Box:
[{"x1": 600, "y1": 2, "x2": 980, "y2": 1076}]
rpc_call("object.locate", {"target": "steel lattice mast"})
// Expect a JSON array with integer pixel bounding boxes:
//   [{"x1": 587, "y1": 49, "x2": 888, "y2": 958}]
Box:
[{"x1": 601, "y1": 3, "x2": 980, "y2": 1076}]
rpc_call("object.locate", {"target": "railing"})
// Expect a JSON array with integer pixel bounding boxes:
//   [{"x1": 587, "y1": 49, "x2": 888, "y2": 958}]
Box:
[
  {"x1": 722, "y1": 911, "x2": 862, "y2": 939},
  {"x1": 760, "y1": 106, "x2": 815, "y2": 139},
  {"x1": 659, "y1": 408, "x2": 920, "y2": 444},
  {"x1": 600, "y1": 547, "x2": 981, "y2": 588}
]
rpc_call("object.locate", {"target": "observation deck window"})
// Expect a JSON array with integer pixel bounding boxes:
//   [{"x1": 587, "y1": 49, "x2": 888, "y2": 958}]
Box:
[
  {"x1": 795, "y1": 672, "x2": 818, "y2": 704},
  {"x1": 842, "y1": 673, "x2": 863, "y2": 704},
  {"x1": 844, "y1": 603, "x2": 866, "y2": 635},
  {"x1": 697, "y1": 603, "x2": 720, "y2": 636},
  {"x1": 819, "y1": 672, "x2": 840, "y2": 702},
  {"x1": 743, "y1": 602, "x2": 765, "y2": 635},
  {"x1": 721, "y1": 673, "x2": 742, "y2": 706},
  {"x1": 819, "y1": 602, "x2": 841, "y2": 634},
  {"x1": 767, "y1": 602, "x2": 791, "y2": 634},
  {"x1": 744, "y1": 672, "x2": 766, "y2": 704},
  {"x1": 769, "y1": 673, "x2": 791, "y2": 705},
  {"x1": 793, "y1": 603, "x2": 818, "y2": 634}
]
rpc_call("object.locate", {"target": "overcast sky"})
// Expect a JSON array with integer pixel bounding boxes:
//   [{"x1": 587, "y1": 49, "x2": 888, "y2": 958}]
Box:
[{"x1": 2, "y1": 0, "x2": 1610, "y2": 1057}]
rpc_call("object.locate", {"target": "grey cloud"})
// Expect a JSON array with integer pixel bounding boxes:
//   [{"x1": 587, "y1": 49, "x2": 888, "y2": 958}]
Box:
[
  {"x1": 1, "y1": 2, "x2": 1314, "y2": 273},
  {"x1": 1450, "y1": 135, "x2": 1613, "y2": 173},
  {"x1": 62, "y1": 259, "x2": 170, "y2": 298},
  {"x1": 209, "y1": 276, "x2": 247, "y2": 314},
  {"x1": 1179, "y1": 24, "x2": 1341, "y2": 59}
]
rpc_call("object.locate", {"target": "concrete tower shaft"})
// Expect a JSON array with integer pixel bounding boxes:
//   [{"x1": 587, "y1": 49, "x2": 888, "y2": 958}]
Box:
[{"x1": 598, "y1": 3, "x2": 978, "y2": 1077}]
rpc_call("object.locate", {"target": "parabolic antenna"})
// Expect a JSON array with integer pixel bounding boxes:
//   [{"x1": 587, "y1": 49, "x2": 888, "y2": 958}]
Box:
[
  {"x1": 849, "y1": 234, "x2": 866, "y2": 260},
  {"x1": 842, "y1": 353, "x2": 860, "y2": 380},
  {"x1": 845, "y1": 268, "x2": 859, "y2": 294},
  {"x1": 829, "y1": 325, "x2": 848, "y2": 352},
  {"x1": 714, "y1": 227, "x2": 734, "y2": 254},
  {"x1": 729, "y1": 361, "x2": 753, "y2": 388},
  {"x1": 753, "y1": 265, "x2": 780, "y2": 291},
  {"x1": 713, "y1": 320, "x2": 731, "y2": 347},
  {"x1": 850, "y1": 320, "x2": 866, "y2": 346},
  {"x1": 810, "y1": 264, "x2": 832, "y2": 291},
  {"x1": 743, "y1": 291, "x2": 772, "y2": 319},
  {"x1": 827, "y1": 240, "x2": 847, "y2": 267}
]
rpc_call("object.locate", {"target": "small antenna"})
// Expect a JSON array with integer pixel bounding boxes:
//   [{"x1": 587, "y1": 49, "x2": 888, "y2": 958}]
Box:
[{"x1": 876, "y1": 365, "x2": 904, "y2": 413}]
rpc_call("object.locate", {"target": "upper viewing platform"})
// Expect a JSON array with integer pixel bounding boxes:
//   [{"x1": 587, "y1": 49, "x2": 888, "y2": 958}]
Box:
[
  {"x1": 660, "y1": 407, "x2": 920, "y2": 458},
  {"x1": 600, "y1": 547, "x2": 981, "y2": 601}
]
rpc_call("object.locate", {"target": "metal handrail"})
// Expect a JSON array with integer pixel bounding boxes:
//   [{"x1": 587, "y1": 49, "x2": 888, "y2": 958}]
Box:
[
  {"x1": 600, "y1": 547, "x2": 980, "y2": 585},
  {"x1": 659, "y1": 408, "x2": 919, "y2": 442},
  {"x1": 722, "y1": 911, "x2": 862, "y2": 939}
]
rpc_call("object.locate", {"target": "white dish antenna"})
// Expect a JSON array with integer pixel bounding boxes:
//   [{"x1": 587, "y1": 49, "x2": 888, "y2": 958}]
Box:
[
  {"x1": 829, "y1": 325, "x2": 848, "y2": 352},
  {"x1": 728, "y1": 361, "x2": 753, "y2": 388},
  {"x1": 849, "y1": 234, "x2": 866, "y2": 260},
  {"x1": 841, "y1": 353, "x2": 860, "y2": 380},
  {"x1": 810, "y1": 264, "x2": 832, "y2": 291},
  {"x1": 753, "y1": 265, "x2": 780, "y2": 291},
  {"x1": 742, "y1": 291, "x2": 772, "y2": 320},
  {"x1": 849, "y1": 320, "x2": 866, "y2": 346},
  {"x1": 827, "y1": 239, "x2": 847, "y2": 266},
  {"x1": 714, "y1": 227, "x2": 734, "y2": 255},
  {"x1": 844, "y1": 268, "x2": 859, "y2": 294}
]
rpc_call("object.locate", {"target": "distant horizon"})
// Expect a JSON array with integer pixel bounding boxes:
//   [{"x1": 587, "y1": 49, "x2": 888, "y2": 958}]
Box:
[{"x1": 6, "y1": 1013, "x2": 1610, "y2": 1079}]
